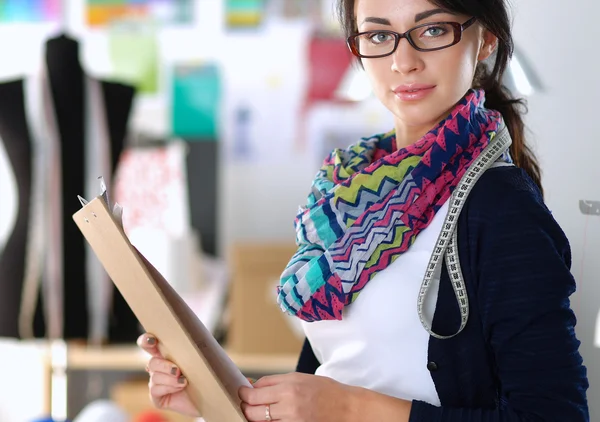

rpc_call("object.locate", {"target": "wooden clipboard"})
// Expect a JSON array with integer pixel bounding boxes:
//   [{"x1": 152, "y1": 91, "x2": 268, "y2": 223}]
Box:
[{"x1": 73, "y1": 196, "x2": 249, "y2": 422}]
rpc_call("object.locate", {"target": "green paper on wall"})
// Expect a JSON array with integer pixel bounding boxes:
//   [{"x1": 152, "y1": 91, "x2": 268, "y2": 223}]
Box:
[
  {"x1": 226, "y1": 0, "x2": 265, "y2": 28},
  {"x1": 86, "y1": 0, "x2": 193, "y2": 27},
  {"x1": 172, "y1": 64, "x2": 221, "y2": 139},
  {"x1": 109, "y1": 28, "x2": 159, "y2": 94}
]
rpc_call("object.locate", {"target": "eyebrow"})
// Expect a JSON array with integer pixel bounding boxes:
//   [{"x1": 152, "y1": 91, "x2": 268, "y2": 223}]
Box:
[
  {"x1": 362, "y1": 17, "x2": 392, "y2": 26},
  {"x1": 361, "y1": 8, "x2": 455, "y2": 27},
  {"x1": 414, "y1": 8, "x2": 456, "y2": 23}
]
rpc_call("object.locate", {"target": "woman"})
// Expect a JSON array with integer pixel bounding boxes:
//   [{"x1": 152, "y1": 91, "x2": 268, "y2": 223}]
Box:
[{"x1": 139, "y1": 0, "x2": 589, "y2": 420}]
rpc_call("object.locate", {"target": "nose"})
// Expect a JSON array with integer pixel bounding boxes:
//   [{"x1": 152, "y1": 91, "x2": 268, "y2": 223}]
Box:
[{"x1": 390, "y1": 37, "x2": 424, "y2": 75}]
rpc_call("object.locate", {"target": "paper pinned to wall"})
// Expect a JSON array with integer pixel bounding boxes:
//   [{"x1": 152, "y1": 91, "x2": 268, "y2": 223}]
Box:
[
  {"x1": 86, "y1": 0, "x2": 193, "y2": 27},
  {"x1": 304, "y1": 35, "x2": 353, "y2": 108},
  {"x1": 230, "y1": 103, "x2": 254, "y2": 161},
  {"x1": 225, "y1": 0, "x2": 265, "y2": 29},
  {"x1": 295, "y1": 34, "x2": 354, "y2": 150},
  {"x1": 266, "y1": 0, "x2": 340, "y2": 31},
  {"x1": 0, "y1": 0, "x2": 60, "y2": 22},
  {"x1": 218, "y1": 23, "x2": 307, "y2": 164},
  {"x1": 113, "y1": 142, "x2": 204, "y2": 295},
  {"x1": 268, "y1": 0, "x2": 322, "y2": 20},
  {"x1": 172, "y1": 63, "x2": 221, "y2": 139},
  {"x1": 109, "y1": 26, "x2": 159, "y2": 94}
]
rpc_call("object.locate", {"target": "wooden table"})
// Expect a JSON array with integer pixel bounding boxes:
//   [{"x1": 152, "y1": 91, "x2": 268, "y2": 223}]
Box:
[
  {"x1": 66, "y1": 344, "x2": 298, "y2": 374},
  {"x1": 48, "y1": 342, "x2": 298, "y2": 420}
]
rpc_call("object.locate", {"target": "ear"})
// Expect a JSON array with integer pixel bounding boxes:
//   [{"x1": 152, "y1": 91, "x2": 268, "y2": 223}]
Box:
[{"x1": 478, "y1": 29, "x2": 498, "y2": 62}]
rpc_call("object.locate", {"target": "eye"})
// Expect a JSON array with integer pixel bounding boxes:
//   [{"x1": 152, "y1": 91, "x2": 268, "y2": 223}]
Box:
[
  {"x1": 421, "y1": 25, "x2": 447, "y2": 37},
  {"x1": 368, "y1": 32, "x2": 394, "y2": 44}
]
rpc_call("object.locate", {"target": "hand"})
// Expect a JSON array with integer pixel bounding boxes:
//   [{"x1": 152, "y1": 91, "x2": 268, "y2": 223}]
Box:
[
  {"x1": 137, "y1": 333, "x2": 201, "y2": 417},
  {"x1": 238, "y1": 372, "x2": 357, "y2": 422}
]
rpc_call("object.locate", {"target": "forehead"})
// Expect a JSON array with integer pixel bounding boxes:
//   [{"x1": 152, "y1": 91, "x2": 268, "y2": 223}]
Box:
[{"x1": 354, "y1": 0, "x2": 436, "y2": 17}]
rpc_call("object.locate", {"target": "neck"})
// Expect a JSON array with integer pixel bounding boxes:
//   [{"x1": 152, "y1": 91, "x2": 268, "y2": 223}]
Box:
[
  {"x1": 393, "y1": 102, "x2": 458, "y2": 149},
  {"x1": 393, "y1": 121, "x2": 433, "y2": 150},
  {"x1": 46, "y1": 35, "x2": 82, "y2": 75}
]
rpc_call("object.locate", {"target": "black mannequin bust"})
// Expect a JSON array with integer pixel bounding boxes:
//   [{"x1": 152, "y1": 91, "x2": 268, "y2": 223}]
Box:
[{"x1": 0, "y1": 33, "x2": 139, "y2": 342}]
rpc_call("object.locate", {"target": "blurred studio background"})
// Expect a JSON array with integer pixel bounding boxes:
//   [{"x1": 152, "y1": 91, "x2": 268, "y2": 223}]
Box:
[{"x1": 0, "y1": 0, "x2": 597, "y2": 421}]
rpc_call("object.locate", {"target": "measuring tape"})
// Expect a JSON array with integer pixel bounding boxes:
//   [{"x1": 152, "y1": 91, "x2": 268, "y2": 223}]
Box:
[{"x1": 417, "y1": 126, "x2": 513, "y2": 339}]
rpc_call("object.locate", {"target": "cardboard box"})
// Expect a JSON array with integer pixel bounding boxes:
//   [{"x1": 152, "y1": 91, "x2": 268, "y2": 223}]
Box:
[{"x1": 227, "y1": 243, "x2": 303, "y2": 357}]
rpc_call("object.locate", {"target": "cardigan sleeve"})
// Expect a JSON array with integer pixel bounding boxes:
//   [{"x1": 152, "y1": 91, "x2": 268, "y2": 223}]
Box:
[
  {"x1": 409, "y1": 177, "x2": 589, "y2": 421},
  {"x1": 295, "y1": 338, "x2": 320, "y2": 374}
]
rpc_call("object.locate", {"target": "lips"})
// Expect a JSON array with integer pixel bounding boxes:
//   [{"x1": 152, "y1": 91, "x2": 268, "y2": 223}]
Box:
[
  {"x1": 393, "y1": 83, "x2": 436, "y2": 101},
  {"x1": 393, "y1": 83, "x2": 436, "y2": 94}
]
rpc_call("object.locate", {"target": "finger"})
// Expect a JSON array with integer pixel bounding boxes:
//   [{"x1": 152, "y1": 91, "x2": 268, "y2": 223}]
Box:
[
  {"x1": 241, "y1": 402, "x2": 283, "y2": 422},
  {"x1": 149, "y1": 383, "x2": 186, "y2": 405},
  {"x1": 253, "y1": 373, "x2": 295, "y2": 388},
  {"x1": 239, "y1": 385, "x2": 281, "y2": 406},
  {"x1": 151, "y1": 372, "x2": 187, "y2": 389},
  {"x1": 137, "y1": 333, "x2": 162, "y2": 357},
  {"x1": 148, "y1": 357, "x2": 180, "y2": 377}
]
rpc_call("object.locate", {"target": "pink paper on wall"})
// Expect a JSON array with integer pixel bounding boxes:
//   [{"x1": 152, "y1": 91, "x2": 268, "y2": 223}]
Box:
[
  {"x1": 297, "y1": 34, "x2": 354, "y2": 149},
  {"x1": 113, "y1": 143, "x2": 190, "y2": 237},
  {"x1": 43, "y1": 0, "x2": 60, "y2": 17},
  {"x1": 305, "y1": 35, "x2": 354, "y2": 106}
]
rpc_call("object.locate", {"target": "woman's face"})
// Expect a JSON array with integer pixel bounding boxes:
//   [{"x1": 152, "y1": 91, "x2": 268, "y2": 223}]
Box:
[{"x1": 354, "y1": 0, "x2": 496, "y2": 131}]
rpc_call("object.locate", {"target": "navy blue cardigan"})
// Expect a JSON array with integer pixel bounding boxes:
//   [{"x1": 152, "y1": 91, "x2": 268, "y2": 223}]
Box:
[{"x1": 295, "y1": 166, "x2": 589, "y2": 421}]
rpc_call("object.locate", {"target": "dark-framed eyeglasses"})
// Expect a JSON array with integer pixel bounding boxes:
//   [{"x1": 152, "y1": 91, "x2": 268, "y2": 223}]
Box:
[{"x1": 347, "y1": 17, "x2": 477, "y2": 58}]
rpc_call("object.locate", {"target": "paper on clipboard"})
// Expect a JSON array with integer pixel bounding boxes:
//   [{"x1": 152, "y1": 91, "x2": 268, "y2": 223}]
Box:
[{"x1": 73, "y1": 178, "x2": 250, "y2": 422}]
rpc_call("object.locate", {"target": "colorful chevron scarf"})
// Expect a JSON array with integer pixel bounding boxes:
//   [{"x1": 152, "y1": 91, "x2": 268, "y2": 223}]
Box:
[{"x1": 277, "y1": 89, "x2": 508, "y2": 322}]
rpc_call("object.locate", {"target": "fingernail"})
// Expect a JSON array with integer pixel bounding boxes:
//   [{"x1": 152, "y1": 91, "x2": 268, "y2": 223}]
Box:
[
  {"x1": 178, "y1": 376, "x2": 186, "y2": 384},
  {"x1": 171, "y1": 366, "x2": 178, "y2": 376},
  {"x1": 146, "y1": 336, "x2": 156, "y2": 345}
]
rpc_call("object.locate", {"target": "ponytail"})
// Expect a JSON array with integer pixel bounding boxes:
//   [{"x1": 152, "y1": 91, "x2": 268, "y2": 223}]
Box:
[{"x1": 475, "y1": 64, "x2": 543, "y2": 195}]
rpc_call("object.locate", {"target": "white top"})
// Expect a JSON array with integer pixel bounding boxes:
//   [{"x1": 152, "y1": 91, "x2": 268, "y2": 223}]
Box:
[{"x1": 301, "y1": 201, "x2": 448, "y2": 406}]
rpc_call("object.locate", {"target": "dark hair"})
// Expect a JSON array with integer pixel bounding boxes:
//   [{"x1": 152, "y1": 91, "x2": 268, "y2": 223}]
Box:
[{"x1": 337, "y1": 0, "x2": 543, "y2": 193}]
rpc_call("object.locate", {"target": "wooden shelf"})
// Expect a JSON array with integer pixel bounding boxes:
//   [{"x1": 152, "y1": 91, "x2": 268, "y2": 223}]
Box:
[
  {"x1": 227, "y1": 350, "x2": 298, "y2": 374},
  {"x1": 66, "y1": 344, "x2": 298, "y2": 374},
  {"x1": 67, "y1": 345, "x2": 147, "y2": 371}
]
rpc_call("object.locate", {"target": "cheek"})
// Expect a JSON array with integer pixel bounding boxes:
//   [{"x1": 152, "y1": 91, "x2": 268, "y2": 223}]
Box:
[
  {"x1": 434, "y1": 46, "x2": 479, "y2": 92},
  {"x1": 363, "y1": 60, "x2": 392, "y2": 98}
]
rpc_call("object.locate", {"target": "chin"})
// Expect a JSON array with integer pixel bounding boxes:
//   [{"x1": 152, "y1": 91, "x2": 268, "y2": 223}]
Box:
[
  {"x1": 393, "y1": 107, "x2": 443, "y2": 129},
  {"x1": 391, "y1": 96, "x2": 455, "y2": 129}
]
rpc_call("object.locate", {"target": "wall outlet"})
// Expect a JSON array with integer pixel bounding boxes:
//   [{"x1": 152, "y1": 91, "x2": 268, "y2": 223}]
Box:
[{"x1": 580, "y1": 200, "x2": 600, "y2": 216}]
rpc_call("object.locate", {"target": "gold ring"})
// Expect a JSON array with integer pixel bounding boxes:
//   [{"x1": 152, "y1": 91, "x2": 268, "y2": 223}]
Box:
[{"x1": 265, "y1": 404, "x2": 272, "y2": 421}]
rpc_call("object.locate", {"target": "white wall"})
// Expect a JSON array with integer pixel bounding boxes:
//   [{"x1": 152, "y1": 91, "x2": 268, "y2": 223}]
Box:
[
  {"x1": 0, "y1": 0, "x2": 598, "y2": 418},
  {"x1": 0, "y1": 0, "x2": 390, "y2": 249},
  {"x1": 0, "y1": 340, "x2": 49, "y2": 422},
  {"x1": 512, "y1": 0, "x2": 600, "y2": 418}
]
